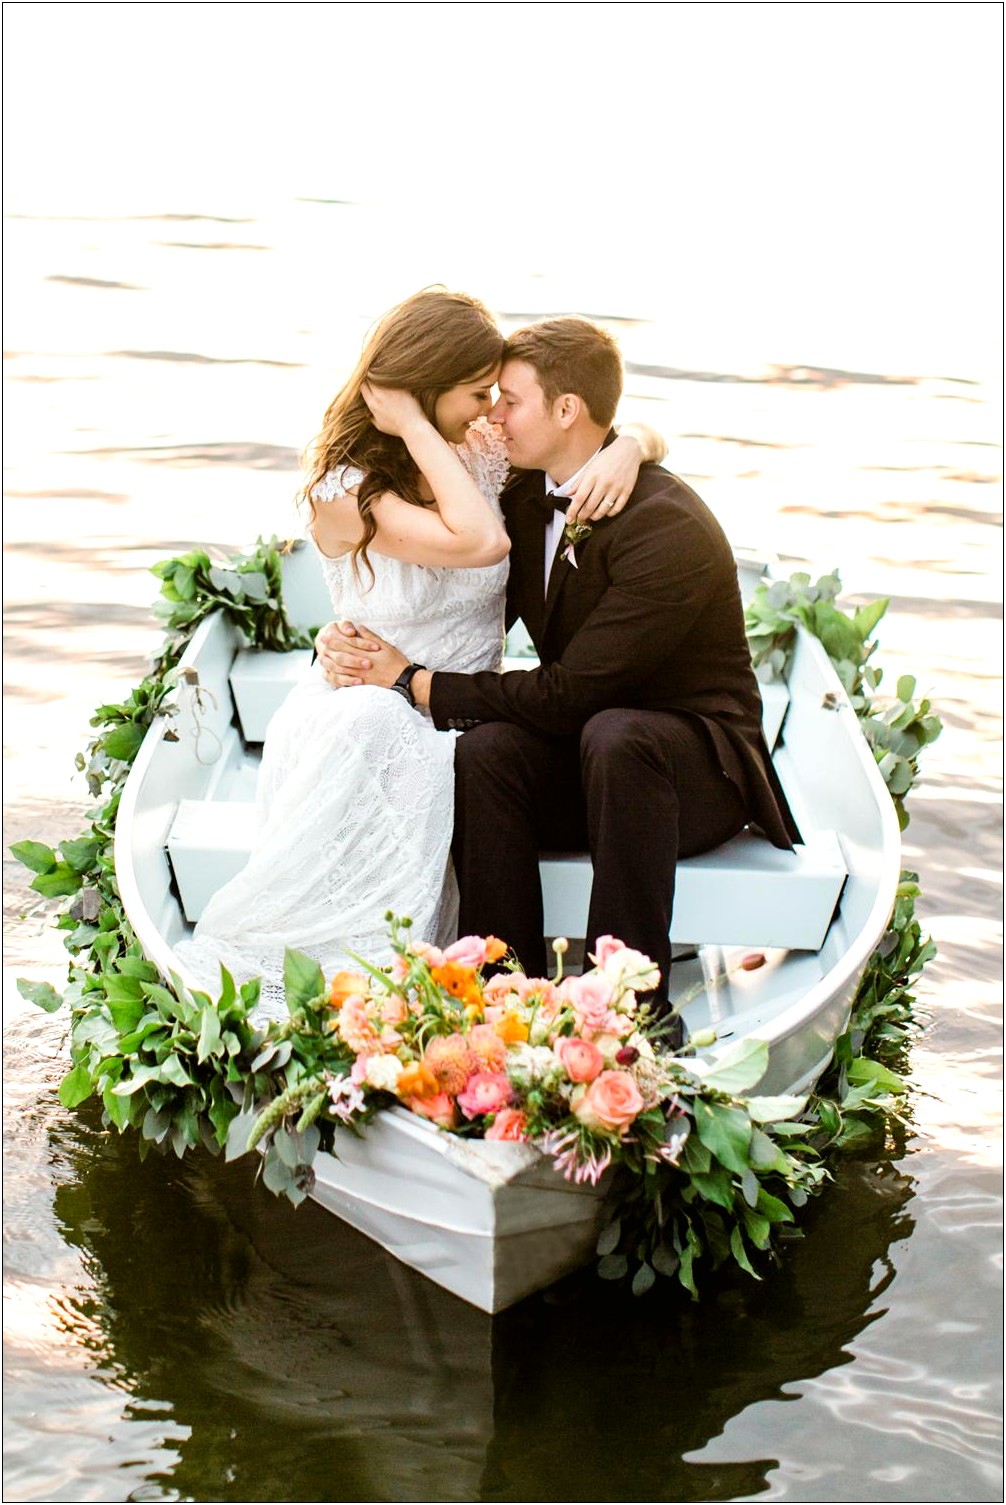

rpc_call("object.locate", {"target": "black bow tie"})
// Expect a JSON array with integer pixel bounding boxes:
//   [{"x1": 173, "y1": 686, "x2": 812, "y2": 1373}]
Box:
[{"x1": 533, "y1": 489, "x2": 567, "y2": 522}]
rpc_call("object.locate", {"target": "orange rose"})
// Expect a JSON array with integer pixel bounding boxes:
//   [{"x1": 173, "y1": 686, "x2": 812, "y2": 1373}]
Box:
[
  {"x1": 329, "y1": 970, "x2": 370, "y2": 1009},
  {"x1": 396, "y1": 1061, "x2": 440, "y2": 1100},
  {"x1": 484, "y1": 935, "x2": 509, "y2": 964}
]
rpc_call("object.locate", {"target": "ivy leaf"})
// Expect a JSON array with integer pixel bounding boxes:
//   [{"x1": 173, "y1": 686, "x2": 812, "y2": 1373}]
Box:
[
  {"x1": 744, "y1": 1093, "x2": 807, "y2": 1123},
  {"x1": 197, "y1": 1006, "x2": 223, "y2": 1062},
  {"x1": 31, "y1": 864, "x2": 83, "y2": 899},
  {"x1": 693, "y1": 1099, "x2": 753, "y2": 1176},
  {"x1": 689, "y1": 1036, "x2": 769, "y2": 1095},
  {"x1": 102, "y1": 723, "x2": 146, "y2": 762},
  {"x1": 58, "y1": 1063, "x2": 95, "y2": 1109},
  {"x1": 17, "y1": 978, "x2": 63, "y2": 1013},
  {"x1": 59, "y1": 838, "x2": 100, "y2": 874},
  {"x1": 9, "y1": 840, "x2": 57, "y2": 874},
  {"x1": 283, "y1": 949, "x2": 326, "y2": 1012},
  {"x1": 847, "y1": 1056, "x2": 905, "y2": 1092}
]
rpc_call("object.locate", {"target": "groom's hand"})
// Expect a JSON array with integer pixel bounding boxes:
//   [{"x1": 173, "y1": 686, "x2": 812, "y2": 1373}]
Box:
[{"x1": 315, "y1": 619, "x2": 409, "y2": 689}]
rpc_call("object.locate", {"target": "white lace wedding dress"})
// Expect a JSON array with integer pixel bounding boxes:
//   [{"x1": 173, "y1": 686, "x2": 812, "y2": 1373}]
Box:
[{"x1": 178, "y1": 421, "x2": 510, "y2": 1019}]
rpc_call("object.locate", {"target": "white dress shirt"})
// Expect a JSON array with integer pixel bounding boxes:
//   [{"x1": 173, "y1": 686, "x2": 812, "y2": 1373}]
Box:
[{"x1": 542, "y1": 446, "x2": 602, "y2": 589}]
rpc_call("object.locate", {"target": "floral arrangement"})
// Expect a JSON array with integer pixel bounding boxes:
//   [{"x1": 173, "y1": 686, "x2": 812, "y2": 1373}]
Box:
[{"x1": 289, "y1": 924, "x2": 678, "y2": 1184}]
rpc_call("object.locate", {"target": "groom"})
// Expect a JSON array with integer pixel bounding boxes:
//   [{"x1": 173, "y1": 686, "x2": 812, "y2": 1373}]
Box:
[{"x1": 317, "y1": 317, "x2": 799, "y2": 1019}]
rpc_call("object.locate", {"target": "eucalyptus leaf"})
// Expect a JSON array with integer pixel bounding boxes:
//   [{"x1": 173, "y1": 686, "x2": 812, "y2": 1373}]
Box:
[
  {"x1": 596, "y1": 1220, "x2": 622, "y2": 1257},
  {"x1": 597, "y1": 1253, "x2": 629, "y2": 1281},
  {"x1": 631, "y1": 1261, "x2": 656, "y2": 1296}
]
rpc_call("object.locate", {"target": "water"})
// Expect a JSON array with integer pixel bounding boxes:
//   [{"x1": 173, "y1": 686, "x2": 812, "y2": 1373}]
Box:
[{"x1": 3, "y1": 29, "x2": 1003, "y2": 1496}]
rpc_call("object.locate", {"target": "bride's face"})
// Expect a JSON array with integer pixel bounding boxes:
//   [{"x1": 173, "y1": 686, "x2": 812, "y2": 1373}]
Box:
[{"x1": 433, "y1": 365, "x2": 500, "y2": 444}]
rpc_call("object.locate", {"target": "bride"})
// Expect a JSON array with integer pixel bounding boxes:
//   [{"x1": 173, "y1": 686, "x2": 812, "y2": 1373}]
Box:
[{"x1": 179, "y1": 289, "x2": 659, "y2": 1015}]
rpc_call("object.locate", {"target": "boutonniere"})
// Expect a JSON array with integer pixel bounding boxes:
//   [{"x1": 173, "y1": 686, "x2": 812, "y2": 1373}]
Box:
[{"x1": 561, "y1": 520, "x2": 593, "y2": 569}]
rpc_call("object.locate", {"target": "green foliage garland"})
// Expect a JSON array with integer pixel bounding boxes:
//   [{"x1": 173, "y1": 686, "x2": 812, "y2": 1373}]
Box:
[{"x1": 12, "y1": 546, "x2": 940, "y2": 1298}]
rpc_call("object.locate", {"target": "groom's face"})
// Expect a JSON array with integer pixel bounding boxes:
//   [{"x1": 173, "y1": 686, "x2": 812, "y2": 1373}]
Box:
[{"x1": 489, "y1": 360, "x2": 561, "y2": 472}]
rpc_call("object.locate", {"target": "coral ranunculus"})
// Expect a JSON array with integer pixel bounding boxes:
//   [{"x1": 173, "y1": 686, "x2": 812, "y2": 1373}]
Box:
[
  {"x1": 572, "y1": 1070, "x2": 645, "y2": 1133},
  {"x1": 444, "y1": 935, "x2": 488, "y2": 968},
  {"x1": 457, "y1": 1071, "x2": 512, "y2": 1120},
  {"x1": 485, "y1": 1107, "x2": 529, "y2": 1142},
  {"x1": 407, "y1": 1092, "x2": 457, "y2": 1129},
  {"x1": 556, "y1": 1036, "x2": 604, "y2": 1083},
  {"x1": 484, "y1": 935, "x2": 509, "y2": 964}
]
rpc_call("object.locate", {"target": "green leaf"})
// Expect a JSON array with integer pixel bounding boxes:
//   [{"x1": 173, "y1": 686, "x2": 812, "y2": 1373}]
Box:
[
  {"x1": 693, "y1": 1099, "x2": 753, "y2": 1176},
  {"x1": 690, "y1": 1036, "x2": 769, "y2": 1094},
  {"x1": 596, "y1": 1220, "x2": 622, "y2": 1257},
  {"x1": 17, "y1": 978, "x2": 63, "y2": 1013},
  {"x1": 597, "y1": 1253, "x2": 629, "y2": 1281},
  {"x1": 283, "y1": 949, "x2": 326, "y2": 1012},
  {"x1": 31, "y1": 864, "x2": 83, "y2": 899},
  {"x1": 59, "y1": 1063, "x2": 95, "y2": 1109},
  {"x1": 197, "y1": 1007, "x2": 223, "y2": 1062},
  {"x1": 651, "y1": 1243, "x2": 680, "y2": 1278},
  {"x1": 744, "y1": 1093, "x2": 807, "y2": 1123},
  {"x1": 107, "y1": 997, "x2": 145, "y2": 1033},
  {"x1": 59, "y1": 838, "x2": 100, "y2": 874},
  {"x1": 729, "y1": 1225, "x2": 761, "y2": 1279},
  {"x1": 102, "y1": 723, "x2": 146, "y2": 762},
  {"x1": 10, "y1": 840, "x2": 57, "y2": 874},
  {"x1": 631, "y1": 1261, "x2": 656, "y2": 1296},
  {"x1": 847, "y1": 1056, "x2": 905, "y2": 1093},
  {"x1": 102, "y1": 1082, "x2": 135, "y2": 1130},
  {"x1": 102, "y1": 974, "x2": 143, "y2": 1004}
]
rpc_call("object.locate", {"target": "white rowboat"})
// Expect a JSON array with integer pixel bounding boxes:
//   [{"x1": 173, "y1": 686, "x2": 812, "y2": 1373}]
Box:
[{"x1": 114, "y1": 548, "x2": 901, "y2": 1311}]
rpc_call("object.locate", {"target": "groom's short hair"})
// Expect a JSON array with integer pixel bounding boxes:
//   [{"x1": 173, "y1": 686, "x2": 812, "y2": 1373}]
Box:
[{"x1": 504, "y1": 318, "x2": 623, "y2": 428}]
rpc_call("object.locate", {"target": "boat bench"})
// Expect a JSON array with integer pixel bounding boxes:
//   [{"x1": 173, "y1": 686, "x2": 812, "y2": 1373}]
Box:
[
  {"x1": 228, "y1": 649, "x2": 793, "y2": 755},
  {"x1": 167, "y1": 800, "x2": 846, "y2": 951},
  {"x1": 176, "y1": 650, "x2": 840, "y2": 950}
]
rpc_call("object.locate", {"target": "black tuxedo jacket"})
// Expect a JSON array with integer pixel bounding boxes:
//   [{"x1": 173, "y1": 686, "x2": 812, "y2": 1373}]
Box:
[{"x1": 428, "y1": 448, "x2": 800, "y2": 849}]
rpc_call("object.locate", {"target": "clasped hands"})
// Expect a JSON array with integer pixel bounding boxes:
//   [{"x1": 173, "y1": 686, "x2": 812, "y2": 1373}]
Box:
[{"x1": 316, "y1": 620, "x2": 409, "y2": 690}]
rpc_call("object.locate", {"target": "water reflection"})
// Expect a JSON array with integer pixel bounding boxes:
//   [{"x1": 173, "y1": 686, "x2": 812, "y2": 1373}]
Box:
[{"x1": 47, "y1": 1103, "x2": 915, "y2": 1503}]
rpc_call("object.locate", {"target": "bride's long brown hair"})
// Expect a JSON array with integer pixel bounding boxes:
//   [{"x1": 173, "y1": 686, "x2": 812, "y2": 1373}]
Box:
[{"x1": 302, "y1": 288, "x2": 504, "y2": 580}]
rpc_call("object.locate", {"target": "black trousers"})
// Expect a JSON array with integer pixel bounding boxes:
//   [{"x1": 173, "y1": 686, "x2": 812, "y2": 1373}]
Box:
[{"x1": 452, "y1": 708, "x2": 748, "y2": 997}]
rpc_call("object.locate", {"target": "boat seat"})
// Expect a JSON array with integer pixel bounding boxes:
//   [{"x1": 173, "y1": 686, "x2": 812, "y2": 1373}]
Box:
[
  {"x1": 229, "y1": 649, "x2": 792, "y2": 751},
  {"x1": 166, "y1": 799, "x2": 845, "y2": 951}
]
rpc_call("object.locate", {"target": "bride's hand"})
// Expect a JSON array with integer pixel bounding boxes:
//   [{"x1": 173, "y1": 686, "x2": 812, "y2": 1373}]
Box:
[
  {"x1": 564, "y1": 432, "x2": 645, "y2": 524},
  {"x1": 316, "y1": 619, "x2": 408, "y2": 689},
  {"x1": 361, "y1": 382, "x2": 428, "y2": 438}
]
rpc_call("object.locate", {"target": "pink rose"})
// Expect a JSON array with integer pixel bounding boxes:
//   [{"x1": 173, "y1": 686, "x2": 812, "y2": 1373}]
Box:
[
  {"x1": 556, "y1": 1036, "x2": 604, "y2": 1083},
  {"x1": 561, "y1": 973, "x2": 618, "y2": 1038},
  {"x1": 591, "y1": 935, "x2": 625, "y2": 968},
  {"x1": 444, "y1": 935, "x2": 488, "y2": 968},
  {"x1": 457, "y1": 1071, "x2": 512, "y2": 1120},
  {"x1": 572, "y1": 1070, "x2": 645, "y2": 1133},
  {"x1": 485, "y1": 1107, "x2": 529, "y2": 1142}
]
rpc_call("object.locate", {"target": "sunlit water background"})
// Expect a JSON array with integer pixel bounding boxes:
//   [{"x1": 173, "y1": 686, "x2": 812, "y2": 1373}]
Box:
[{"x1": 2, "y1": 21, "x2": 1003, "y2": 1495}]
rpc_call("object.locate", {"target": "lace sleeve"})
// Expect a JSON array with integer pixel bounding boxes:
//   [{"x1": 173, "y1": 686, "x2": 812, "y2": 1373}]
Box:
[
  {"x1": 313, "y1": 464, "x2": 365, "y2": 504},
  {"x1": 456, "y1": 417, "x2": 511, "y2": 503}
]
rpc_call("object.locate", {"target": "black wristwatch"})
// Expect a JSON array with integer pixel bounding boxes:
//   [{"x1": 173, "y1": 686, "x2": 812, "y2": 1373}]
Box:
[{"x1": 390, "y1": 662, "x2": 427, "y2": 707}]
